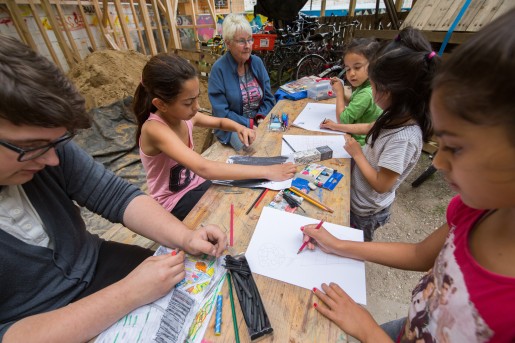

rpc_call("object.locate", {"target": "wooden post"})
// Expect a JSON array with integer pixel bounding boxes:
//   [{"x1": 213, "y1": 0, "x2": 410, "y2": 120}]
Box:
[
  {"x1": 137, "y1": 0, "x2": 158, "y2": 54},
  {"x1": 349, "y1": 0, "x2": 357, "y2": 16},
  {"x1": 54, "y1": 0, "x2": 82, "y2": 61},
  {"x1": 101, "y1": 0, "x2": 120, "y2": 45},
  {"x1": 150, "y1": 0, "x2": 167, "y2": 51},
  {"x1": 77, "y1": 0, "x2": 98, "y2": 51},
  {"x1": 164, "y1": 0, "x2": 181, "y2": 49},
  {"x1": 112, "y1": 0, "x2": 135, "y2": 49},
  {"x1": 90, "y1": 0, "x2": 111, "y2": 48},
  {"x1": 320, "y1": 0, "x2": 326, "y2": 17},
  {"x1": 189, "y1": 0, "x2": 200, "y2": 50},
  {"x1": 395, "y1": 0, "x2": 404, "y2": 12},
  {"x1": 27, "y1": 0, "x2": 63, "y2": 68},
  {"x1": 5, "y1": 0, "x2": 38, "y2": 50},
  {"x1": 40, "y1": 0, "x2": 76, "y2": 68},
  {"x1": 128, "y1": 0, "x2": 147, "y2": 54}
]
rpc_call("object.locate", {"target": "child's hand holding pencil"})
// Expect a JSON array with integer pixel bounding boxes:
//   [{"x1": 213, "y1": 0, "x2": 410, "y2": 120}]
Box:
[{"x1": 300, "y1": 223, "x2": 340, "y2": 255}]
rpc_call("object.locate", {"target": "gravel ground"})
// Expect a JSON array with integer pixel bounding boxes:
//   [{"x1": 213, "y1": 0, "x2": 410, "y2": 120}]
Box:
[{"x1": 358, "y1": 152, "x2": 455, "y2": 340}]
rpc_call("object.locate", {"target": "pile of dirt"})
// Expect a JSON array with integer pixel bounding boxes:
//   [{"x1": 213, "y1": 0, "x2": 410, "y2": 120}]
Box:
[
  {"x1": 68, "y1": 50, "x2": 149, "y2": 111},
  {"x1": 68, "y1": 49, "x2": 213, "y2": 153}
]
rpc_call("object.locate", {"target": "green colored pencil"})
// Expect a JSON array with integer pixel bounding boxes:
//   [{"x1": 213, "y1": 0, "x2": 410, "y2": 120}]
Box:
[{"x1": 227, "y1": 273, "x2": 241, "y2": 343}]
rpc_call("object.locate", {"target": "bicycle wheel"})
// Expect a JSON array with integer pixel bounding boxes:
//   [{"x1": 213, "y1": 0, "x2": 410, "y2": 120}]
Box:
[{"x1": 296, "y1": 54, "x2": 327, "y2": 80}]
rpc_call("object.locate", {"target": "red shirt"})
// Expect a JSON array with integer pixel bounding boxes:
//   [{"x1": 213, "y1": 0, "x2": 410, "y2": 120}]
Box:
[{"x1": 398, "y1": 196, "x2": 515, "y2": 342}]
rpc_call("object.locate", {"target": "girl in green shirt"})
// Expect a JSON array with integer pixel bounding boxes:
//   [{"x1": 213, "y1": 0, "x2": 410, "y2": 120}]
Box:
[{"x1": 320, "y1": 38, "x2": 382, "y2": 145}]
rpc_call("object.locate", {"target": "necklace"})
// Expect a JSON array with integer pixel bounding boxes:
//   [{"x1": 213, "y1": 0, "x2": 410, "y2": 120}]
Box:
[{"x1": 239, "y1": 64, "x2": 251, "y2": 118}]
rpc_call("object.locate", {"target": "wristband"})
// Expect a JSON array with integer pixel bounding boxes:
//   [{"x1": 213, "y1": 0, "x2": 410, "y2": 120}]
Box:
[{"x1": 249, "y1": 119, "x2": 254, "y2": 129}]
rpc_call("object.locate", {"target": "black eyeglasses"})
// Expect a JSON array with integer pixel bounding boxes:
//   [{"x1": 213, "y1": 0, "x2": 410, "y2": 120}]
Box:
[{"x1": 0, "y1": 132, "x2": 75, "y2": 162}]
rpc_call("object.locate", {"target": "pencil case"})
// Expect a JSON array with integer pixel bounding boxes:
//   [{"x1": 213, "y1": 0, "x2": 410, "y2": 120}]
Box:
[{"x1": 224, "y1": 255, "x2": 273, "y2": 341}]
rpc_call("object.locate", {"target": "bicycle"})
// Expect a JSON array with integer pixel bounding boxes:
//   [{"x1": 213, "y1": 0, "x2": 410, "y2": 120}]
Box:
[{"x1": 206, "y1": 34, "x2": 226, "y2": 55}]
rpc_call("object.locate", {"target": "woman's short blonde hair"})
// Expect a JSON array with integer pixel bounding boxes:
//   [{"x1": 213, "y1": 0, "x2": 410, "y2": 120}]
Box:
[{"x1": 222, "y1": 13, "x2": 252, "y2": 42}]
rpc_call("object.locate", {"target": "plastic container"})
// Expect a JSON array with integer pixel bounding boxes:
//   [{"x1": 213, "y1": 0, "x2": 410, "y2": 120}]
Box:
[
  {"x1": 307, "y1": 80, "x2": 336, "y2": 101},
  {"x1": 252, "y1": 34, "x2": 276, "y2": 51}
]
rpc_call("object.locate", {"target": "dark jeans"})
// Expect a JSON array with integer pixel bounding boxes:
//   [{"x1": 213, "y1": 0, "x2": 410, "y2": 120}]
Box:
[
  {"x1": 380, "y1": 317, "x2": 406, "y2": 342},
  {"x1": 72, "y1": 240, "x2": 154, "y2": 301},
  {"x1": 350, "y1": 205, "x2": 391, "y2": 241},
  {"x1": 171, "y1": 180, "x2": 212, "y2": 221}
]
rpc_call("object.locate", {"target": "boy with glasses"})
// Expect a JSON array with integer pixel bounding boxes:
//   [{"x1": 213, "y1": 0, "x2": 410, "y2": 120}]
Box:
[{"x1": 0, "y1": 34, "x2": 227, "y2": 342}]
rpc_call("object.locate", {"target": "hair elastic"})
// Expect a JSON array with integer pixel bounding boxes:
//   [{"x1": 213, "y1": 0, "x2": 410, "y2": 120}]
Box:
[
  {"x1": 427, "y1": 51, "x2": 436, "y2": 60},
  {"x1": 395, "y1": 34, "x2": 401, "y2": 42}
]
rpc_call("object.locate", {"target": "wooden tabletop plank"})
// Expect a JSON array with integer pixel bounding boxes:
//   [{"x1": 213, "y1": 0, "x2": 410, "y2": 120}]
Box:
[{"x1": 194, "y1": 98, "x2": 351, "y2": 342}]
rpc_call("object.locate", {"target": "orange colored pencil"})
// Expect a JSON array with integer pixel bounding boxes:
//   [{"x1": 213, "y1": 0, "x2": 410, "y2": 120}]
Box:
[{"x1": 288, "y1": 187, "x2": 334, "y2": 213}]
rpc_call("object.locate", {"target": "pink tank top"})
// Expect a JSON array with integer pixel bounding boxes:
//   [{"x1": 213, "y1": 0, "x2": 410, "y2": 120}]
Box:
[{"x1": 139, "y1": 113, "x2": 205, "y2": 211}]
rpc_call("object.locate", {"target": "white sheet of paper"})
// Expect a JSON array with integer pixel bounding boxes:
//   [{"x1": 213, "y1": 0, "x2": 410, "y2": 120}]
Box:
[
  {"x1": 245, "y1": 207, "x2": 366, "y2": 304},
  {"x1": 291, "y1": 103, "x2": 344, "y2": 134},
  {"x1": 281, "y1": 135, "x2": 351, "y2": 158}
]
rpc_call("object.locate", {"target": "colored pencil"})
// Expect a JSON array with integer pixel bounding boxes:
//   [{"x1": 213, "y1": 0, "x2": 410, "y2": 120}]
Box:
[
  {"x1": 230, "y1": 203, "x2": 234, "y2": 246},
  {"x1": 245, "y1": 188, "x2": 268, "y2": 215},
  {"x1": 288, "y1": 186, "x2": 334, "y2": 213},
  {"x1": 214, "y1": 294, "x2": 223, "y2": 335},
  {"x1": 227, "y1": 273, "x2": 241, "y2": 343},
  {"x1": 254, "y1": 188, "x2": 269, "y2": 208},
  {"x1": 297, "y1": 220, "x2": 324, "y2": 254},
  {"x1": 282, "y1": 137, "x2": 296, "y2": 152}
]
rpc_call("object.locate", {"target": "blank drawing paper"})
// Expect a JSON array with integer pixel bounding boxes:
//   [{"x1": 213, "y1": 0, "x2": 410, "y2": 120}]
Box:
[
  {"x1": 292, "y1": 103, "x2": 344, "y2": 134},
  {"x1": 246, "y1": 207, "x2": 366, "y2": 305},
  {"x1": 281, "y1": 134, "x2": 351, "y2": 158}
]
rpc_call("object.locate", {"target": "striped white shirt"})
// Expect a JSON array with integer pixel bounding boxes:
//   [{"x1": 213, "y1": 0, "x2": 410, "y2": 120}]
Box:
[{"x1": 351, "y1": 125, "x2": 423, "y2": 216}]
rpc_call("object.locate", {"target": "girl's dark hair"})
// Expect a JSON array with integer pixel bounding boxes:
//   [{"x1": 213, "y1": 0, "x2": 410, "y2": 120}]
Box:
[
  {"x1": 133, "y1": 53, "x2": 197, "y2": 144},
  {"x1": 367, "y1": 27, "x2": 440, "y2": 145},
  {"x1": 0, "y1": 35, "x2": 90, "y2": 130},
  {"x1": 344, "y1": 38, "x2": 380, "y2": 62},
  {"x1": 432, "y1": 8, "x2": 515, "y2": 144}
]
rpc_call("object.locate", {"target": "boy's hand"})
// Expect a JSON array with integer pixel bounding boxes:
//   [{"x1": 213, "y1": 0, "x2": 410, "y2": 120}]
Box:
[
  {"x1": 182, "y1": 224, "x2": 228, "y2": 257},
  {"x1": 122, "y1": 251, "x2": 186, "y2": 306}
]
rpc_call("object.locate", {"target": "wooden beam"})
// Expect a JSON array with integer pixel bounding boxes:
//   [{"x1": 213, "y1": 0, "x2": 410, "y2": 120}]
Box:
[
  {"x1": 395, "y1": 0, "x2": 403, "y2": 12},
  {"x1": 164, "y1": 0, "x2": 181, "y2": 49},
  {"x1": 90, "y1": 0, "x2": 110, "y2": 47},
  {"x1": 189, "y1": 0, "x2": 200, "y2": 50},
  {"x1": 320, "y1": 0, "x2": 326, "y2": 17},
  {"x1": 77, "y1": 0, "x2": 98, "y2": 51},
  {"x1": 54, "y1": 0, "x2": 82, "y2": 61},
  {"x1": 40, "y1": 0, "x2": 75, "y2": 67},
  {"x1": 150, "y1": 0, "x2": 166, "y2": 51},
  {"x1": 5, "y1": 0, "x2": 38, "y2": 50},
  {"x1": 128, "y1": 0, "x2": 146, "y2": 54},
  {"x1": 112, "y1": 0, "x2": 134, "y2": 49},
  {"x1": 27, "y1": 0, "x2": 62, "y2": 68},
  {"x1": 137, "y1": 0, "x2": 157, "y2": 54},
  {"x1": 349, "y1": 0, "x2": 357, "y2": 16},
  {"x1": 354, "y1": 29, "x2": 475, "y2": 45}
]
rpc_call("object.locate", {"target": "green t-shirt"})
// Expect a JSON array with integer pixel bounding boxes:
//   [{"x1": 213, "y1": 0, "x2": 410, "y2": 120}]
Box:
[{"x1": 340, "y1": 79, "x2": 382, "y2": 145}]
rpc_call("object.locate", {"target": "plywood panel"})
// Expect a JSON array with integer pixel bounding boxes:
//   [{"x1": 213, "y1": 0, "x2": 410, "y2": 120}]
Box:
[
  {"x1": 455, "y1": 0, "x2": 488, "y2": 31},
  {"x1": 434, "y1": 0, "x2": 467, "y2": 31},
  {"x1": 411, "y1": 0, "x2": 444, "y2": 30},
  {"x1": 467, "y1": 0, "x2": 504, "y2": 31}
]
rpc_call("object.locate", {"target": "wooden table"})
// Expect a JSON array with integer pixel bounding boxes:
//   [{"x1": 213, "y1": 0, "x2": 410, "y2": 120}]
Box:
[{"x1": 187, "y1": 98, "x2": 352, "y2": 343}]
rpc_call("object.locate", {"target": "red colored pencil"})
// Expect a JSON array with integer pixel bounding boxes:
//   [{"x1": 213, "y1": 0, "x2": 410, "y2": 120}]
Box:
[
  {"x1": 297, "y1": 220, "x2": 324, "y2": 254},
  {"x1": 254, "y1": 188, "x2": 269, "y2": 208},
  {"x1": 230, "y1": 203, "x2": 234, "y2": 247}
]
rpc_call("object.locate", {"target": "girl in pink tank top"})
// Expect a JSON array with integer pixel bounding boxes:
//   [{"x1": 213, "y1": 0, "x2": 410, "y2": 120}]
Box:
[{"x1": 133, "y1": 53, "x2": 296, "y2": 220}]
